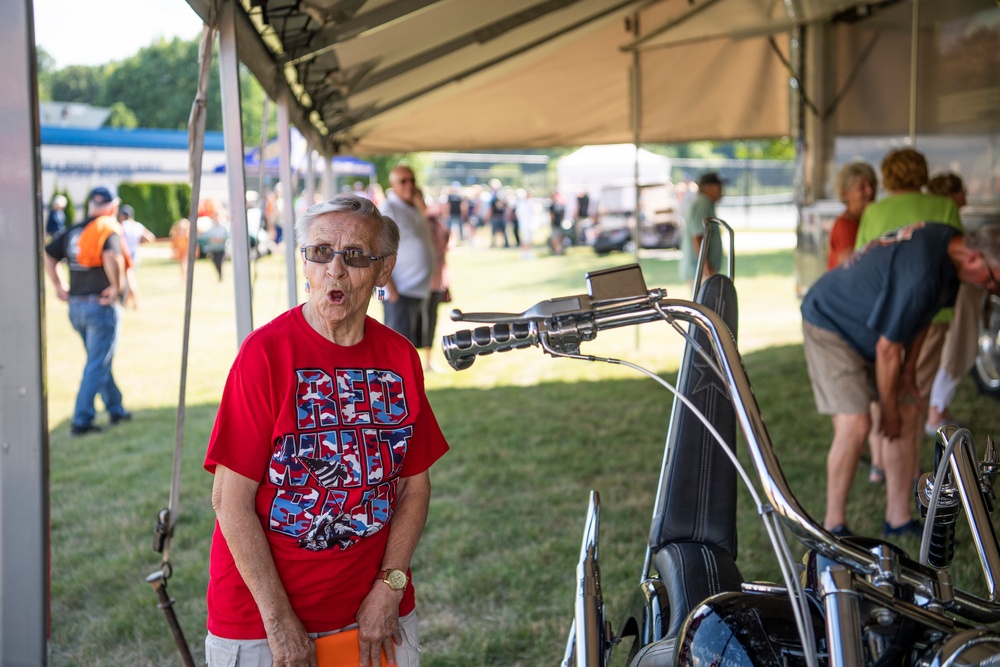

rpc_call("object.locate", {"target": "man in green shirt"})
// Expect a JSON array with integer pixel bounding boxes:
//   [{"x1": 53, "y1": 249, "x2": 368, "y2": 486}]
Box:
[{"x1": 680, "y1": 172, "x2": 726, "y2": 285}]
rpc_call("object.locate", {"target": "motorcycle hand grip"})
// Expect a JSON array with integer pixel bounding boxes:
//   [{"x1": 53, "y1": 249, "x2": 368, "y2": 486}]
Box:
[{"x1": 442, "y1": 320, "x2": 538, "y2": 370}]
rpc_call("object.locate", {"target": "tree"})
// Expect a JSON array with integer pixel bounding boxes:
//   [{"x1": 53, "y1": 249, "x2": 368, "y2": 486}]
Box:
[
  {"x1": 101, "y1": 37, "x2": 220, "y2": 132},
  {"x1": 732, "y1": 137, "x2": 795, "y2": 160},
  {"x1": 36, "y1": 46, "x2": 55, "y2": 101},
  {"x1": 43, "y1": 35, "x2": 274, "y2": 145},
  {"x1": 106, "y1": 101, "x2": 138, "y2": 128},
  {"x1": 48, "y1": 64, "x2": 106, "y2": 103}
]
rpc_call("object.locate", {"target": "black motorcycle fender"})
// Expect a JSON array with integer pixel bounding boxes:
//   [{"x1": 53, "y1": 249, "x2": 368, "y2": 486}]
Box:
[{"x1": 673, "y1": 590, "x2": 827, "y2": 667}]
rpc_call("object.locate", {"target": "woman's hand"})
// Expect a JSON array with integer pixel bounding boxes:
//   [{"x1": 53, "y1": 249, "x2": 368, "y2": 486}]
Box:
[
  {"x1": 356, "y1": 582, "x2": 404, "y2": 666},
  {"x1": 265, "y1": 614, "x2": 317, "y2": 667}
]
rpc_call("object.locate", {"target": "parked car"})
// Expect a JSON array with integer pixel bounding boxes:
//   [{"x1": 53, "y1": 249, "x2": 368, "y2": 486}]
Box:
[{"x1": 593, "y1": 184, "x2": 683, "y2": 255}]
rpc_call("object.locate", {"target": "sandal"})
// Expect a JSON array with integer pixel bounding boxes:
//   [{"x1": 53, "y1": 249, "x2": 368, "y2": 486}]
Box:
[{"x1": 869, "y1": 465, "x2": 885, "y2": 484}]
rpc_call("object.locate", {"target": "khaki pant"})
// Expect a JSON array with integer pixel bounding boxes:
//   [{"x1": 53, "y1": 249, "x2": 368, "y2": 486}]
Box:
[
  {"x1": 205, "y1": 611, "x2": 421, "y2": 667},
  {"x1": 930, "y1": 284, "x2": 985, "y2": 411}
]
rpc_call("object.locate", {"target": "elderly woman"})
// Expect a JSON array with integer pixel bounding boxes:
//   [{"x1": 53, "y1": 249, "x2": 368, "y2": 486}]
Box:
[
  {"x1": 204, "y1": 194, "x2": 449, "y2": 667},
  {"x1": 826, "y1": 161, "x2": 876, "y2": 269}
]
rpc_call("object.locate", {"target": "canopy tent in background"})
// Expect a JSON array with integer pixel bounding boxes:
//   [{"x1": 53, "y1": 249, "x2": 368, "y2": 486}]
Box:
[
  {"x1": 212, "y1": 127, "x2": 375, "y2": 178},
  {"x1": 556, "y1": 144, "x2": 671, "y2": 199},
  {"x1": 213, "y1": 148, "x2": 375, "y2": 178}
]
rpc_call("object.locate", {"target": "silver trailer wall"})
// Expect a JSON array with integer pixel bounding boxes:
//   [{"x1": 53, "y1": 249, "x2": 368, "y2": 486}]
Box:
[{"x1": 0, "y1": 0, "x2": 50, "y2": 664}]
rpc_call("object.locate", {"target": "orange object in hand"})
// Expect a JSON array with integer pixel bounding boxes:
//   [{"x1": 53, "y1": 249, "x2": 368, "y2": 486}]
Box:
[{"x1": 314, "y1": 629, "x2": 390, "y2": 667}]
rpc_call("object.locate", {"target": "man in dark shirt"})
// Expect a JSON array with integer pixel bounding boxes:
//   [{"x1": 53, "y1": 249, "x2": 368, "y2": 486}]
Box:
[
  {"x1": 44, "y1": 186, "x2": 132, "y2": 435},
  {"x1": 801, "y1": 222, "x2": 1000, "y2": 539},
  {"x1": 445, "y1": 182, "x2": 467, "y2": 243}
]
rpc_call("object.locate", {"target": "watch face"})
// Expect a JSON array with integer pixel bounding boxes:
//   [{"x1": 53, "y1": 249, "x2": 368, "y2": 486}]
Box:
[{"x1": 387, "y1": 569, "x2": 408, "y2": 590}]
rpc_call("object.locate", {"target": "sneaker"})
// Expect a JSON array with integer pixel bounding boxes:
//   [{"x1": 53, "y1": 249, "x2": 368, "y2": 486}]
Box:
[
  {"x1": 828, "y1": 524, "x2": 854, "y2": 538},
  {"x1": 109, "y1": 411, "x2": 133, "y2": 425},
  {"x1": 70, "y1": 423, "x2": 103, "y2": 436},
  {"x1": 883, "y1": 519, "x2": 923, "y2": 539},
  {"x1": 925, "y1": 418, "x2": 967, "y2": 437}
]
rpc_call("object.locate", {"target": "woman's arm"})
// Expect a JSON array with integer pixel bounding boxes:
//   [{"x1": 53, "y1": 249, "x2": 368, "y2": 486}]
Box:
[
  {"x1": 212, "y1": 465, "x2": 317, "y2": 667},
  {"x1": 355, "y1": 471, "x2": 432, "y2": 667}
]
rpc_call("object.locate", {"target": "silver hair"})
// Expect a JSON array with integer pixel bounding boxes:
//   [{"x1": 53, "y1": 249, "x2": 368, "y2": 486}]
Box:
[
  {"x1": 963, "y1": 224, "x2": 1000, "y2": 267},
  {"x1": 295, "y1": 194, "x2": 400, "y2": 257},
  {"x1": 834, "y1": 161, "x2": 877, "y2": 204}
]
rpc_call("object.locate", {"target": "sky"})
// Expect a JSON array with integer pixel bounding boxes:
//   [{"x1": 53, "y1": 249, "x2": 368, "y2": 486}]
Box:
[{"x1": 33, "y1": 0, "x2": 205, "y2": 68}]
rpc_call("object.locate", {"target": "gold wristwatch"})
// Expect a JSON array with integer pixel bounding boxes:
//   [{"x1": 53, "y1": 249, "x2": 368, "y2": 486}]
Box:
[{"x1": 377, "y1": 568, "x2": 408, "y2": 591}]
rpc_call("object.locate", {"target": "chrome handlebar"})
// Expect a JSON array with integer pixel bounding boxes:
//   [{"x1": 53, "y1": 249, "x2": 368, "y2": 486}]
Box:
[{"x1": 442, "y1": 264, "x2": 1000, "y2": 624}]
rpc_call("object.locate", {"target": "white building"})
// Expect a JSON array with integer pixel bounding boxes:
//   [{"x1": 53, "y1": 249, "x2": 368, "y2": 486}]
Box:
[{"x1": 40, "y1": 125, "x2": 229, "y2": 210}]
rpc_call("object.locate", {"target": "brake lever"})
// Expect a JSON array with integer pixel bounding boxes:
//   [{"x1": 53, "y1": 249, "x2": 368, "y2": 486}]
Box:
[{"x1": 451, "y1": 294, "x2": 589, "y2": 324}]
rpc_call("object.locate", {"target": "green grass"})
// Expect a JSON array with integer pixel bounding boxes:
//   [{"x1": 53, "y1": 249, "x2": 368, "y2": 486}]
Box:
[{"x1": 44, "y1": 233, "x2": 1000, "y2": 665}]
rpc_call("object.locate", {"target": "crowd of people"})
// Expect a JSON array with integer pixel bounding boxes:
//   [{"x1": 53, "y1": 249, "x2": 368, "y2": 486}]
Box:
[
  {"x1": 344, "y1": 177, "x2": 596, "y2": 256},
  {"x1": 40, "y1": 147, "x2": 998, "y2": 665},
  {"x1": 804, "y1": 147, "x2": 996, "y2": 540}
]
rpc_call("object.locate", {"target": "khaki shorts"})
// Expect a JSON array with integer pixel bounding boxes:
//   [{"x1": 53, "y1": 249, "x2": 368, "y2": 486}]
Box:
[
  {"x1": 914, "y1": 321, "x2": 948, "y2": 404},
  {"x1": 802, "y1": 321, "x2": 876, "y2": 415},
  {"x1": 205, "y1": 610, "x2": 421, "y2": 667}
]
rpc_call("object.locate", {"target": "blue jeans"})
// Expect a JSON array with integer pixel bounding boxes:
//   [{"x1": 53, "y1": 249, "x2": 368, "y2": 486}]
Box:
[{"x1": 68, "y1": 299, "x2": 126, "y2": 427}]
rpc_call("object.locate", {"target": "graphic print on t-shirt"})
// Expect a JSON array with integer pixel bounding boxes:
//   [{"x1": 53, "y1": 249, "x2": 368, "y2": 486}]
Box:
[
  {"x1": 849, "y1": 221, "x2": 924, "y2": 266},
  {"x1": 267, "y1": 367, "x2": 411, "y2": 552}
]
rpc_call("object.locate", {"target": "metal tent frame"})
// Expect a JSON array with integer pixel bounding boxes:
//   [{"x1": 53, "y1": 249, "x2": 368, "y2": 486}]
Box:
[{"x1": 5, "y1": 0, "x2": 998, "y2": 663}]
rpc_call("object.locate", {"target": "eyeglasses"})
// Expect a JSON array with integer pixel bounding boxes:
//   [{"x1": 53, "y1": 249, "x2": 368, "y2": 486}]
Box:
[{"x1": 300, "y1": 245, "x2": 385, "y2": 268}]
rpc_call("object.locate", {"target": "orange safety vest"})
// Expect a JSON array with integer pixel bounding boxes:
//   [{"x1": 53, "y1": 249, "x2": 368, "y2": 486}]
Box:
[{"x1": 76, "y1": 215, "x2": 133, "y2": 269}]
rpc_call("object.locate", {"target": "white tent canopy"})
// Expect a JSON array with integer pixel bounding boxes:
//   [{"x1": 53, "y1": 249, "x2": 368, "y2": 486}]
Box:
[{"x1": 557, "y1": 144, "x2": 671, "y2": 198}]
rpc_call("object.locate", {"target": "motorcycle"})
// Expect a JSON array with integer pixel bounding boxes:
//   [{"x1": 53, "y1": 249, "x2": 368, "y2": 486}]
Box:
[{"x1": 440, "y1": 225, "x2": 1000, "y2": 667}]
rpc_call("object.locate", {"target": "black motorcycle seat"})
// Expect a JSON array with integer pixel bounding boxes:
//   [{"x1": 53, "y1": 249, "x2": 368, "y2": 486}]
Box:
[
  {"x1": 649, "y1": 274, "x2": 740, "y2": 556},
  {"x1": 654, "y1": 541, "x2": 744, "y2": 639}
]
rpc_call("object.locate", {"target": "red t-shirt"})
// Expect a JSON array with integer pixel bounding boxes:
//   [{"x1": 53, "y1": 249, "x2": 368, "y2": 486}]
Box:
[
  {"x1": 204, "y1": 307, "x2": 449, "y2": 639},
  {"x1": 827, "y1": 214, "x2": 859, "y2": 270}
]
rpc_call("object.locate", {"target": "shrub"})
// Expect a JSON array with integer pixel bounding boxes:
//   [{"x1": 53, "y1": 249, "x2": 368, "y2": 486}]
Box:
[{"x1": 117, "y1": 182, "x2": 191, "y2": 238}]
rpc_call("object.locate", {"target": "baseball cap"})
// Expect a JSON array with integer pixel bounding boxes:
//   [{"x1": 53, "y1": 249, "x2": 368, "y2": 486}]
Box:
[
  {"x1": 697, "y1": 172, "x2": 727, "y2": 188},
  {"x1": 119, "y1": 204, "x2": 135, "y2": 218},
  {"x1": 87, "y1": 185, "x2": 119, "y2": 205}
]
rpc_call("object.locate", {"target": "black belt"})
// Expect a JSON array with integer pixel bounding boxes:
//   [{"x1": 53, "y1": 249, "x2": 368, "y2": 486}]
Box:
[{"x1": 67, "y1": 294, "x2": 106, "y2": 303}]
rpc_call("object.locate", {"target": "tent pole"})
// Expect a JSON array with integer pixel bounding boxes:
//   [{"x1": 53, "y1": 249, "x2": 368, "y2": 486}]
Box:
[
  {"x1": 278, "y1": 94, "x2": 298, "y2": 308},
  {"x1": 324, "y1": 155, "x2": 335, "y2": 199},
  {"x1": 630, "y1": 12, "x2": 642, "y2": 264},
  {"x1": 218, "y1": 0, "x2": 254, "y2": 344},
  {"x1": 332, "y1": 155, "x2": 340, "y2": 197},
  {"x1": 304, "y1": 144, "x2": 316, "y2": 213},
  {"x1": 258, "y1": 96, "x2": 269, "y2": 210},
  {"x1": 1, "y1": 0, "x2": 48, "y2": 662},
  {"x1": 630, "y1": 12, "x2": 642, "y2": 351},
  {"x1": 908, "y1": 0, "x2": 919, "y2": 145}
]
